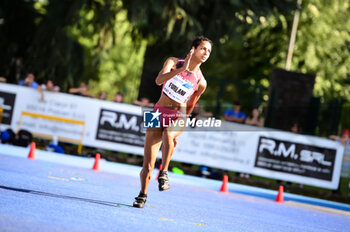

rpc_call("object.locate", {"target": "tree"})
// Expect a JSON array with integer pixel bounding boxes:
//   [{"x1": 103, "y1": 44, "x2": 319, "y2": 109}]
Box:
[
  {"x1": 0, "y1": 0, "x2": 121, "y2": 90},
  {"x1": 286, "y1": 0, "x2": 350, "y2": 101},
  {"x1": 0, "y1": 0, "x2": 39, "y2": 81},
  {"x1": 122, "y1": 0, "x2": 296, "y2": 103}
]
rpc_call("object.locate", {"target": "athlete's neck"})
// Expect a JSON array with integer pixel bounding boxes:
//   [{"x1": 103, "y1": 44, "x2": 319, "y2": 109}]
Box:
[{"x1": 188, "y1": 60, "x2": 201, "y2": 73}]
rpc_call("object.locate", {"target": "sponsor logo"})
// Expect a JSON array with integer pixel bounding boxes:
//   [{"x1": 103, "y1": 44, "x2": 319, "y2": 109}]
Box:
[
  {"x1": 0, "y1": 91, "x2": 16, "y2": 125},
  {"x1": 0, "y1": 97, "x2": 12, "y2": 110},
  {"x1": 100, "y1": 110, "x2": 140, "y2": 131},
  {"x1": 255, "y1": 136, "x2": 335, "y2": 180},
  {"x1": 182, "y1": 82, "x2": 194, "y2": 89},
  {"x1": 96, "y1": 109, "x2": 145, "y2": 147},
  {"x1": 258, "y1": 137, "x2": 332, "y2": 166}
]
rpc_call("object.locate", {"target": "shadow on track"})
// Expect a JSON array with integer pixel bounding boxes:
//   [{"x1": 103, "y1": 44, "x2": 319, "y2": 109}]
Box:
[{"x1": 0, "y1": 185, "x2": 134, "y2": 208}]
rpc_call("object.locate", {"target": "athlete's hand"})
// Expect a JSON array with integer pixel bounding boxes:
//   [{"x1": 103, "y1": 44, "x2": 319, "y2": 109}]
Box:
[{"x1": 182, "y1": 47, "x2": 194, "y2": 71}]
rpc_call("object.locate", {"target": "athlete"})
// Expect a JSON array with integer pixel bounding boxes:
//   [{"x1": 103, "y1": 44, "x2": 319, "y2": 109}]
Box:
[{"x1": 133, "y1": 36, "x2": 212, "y2": 208}]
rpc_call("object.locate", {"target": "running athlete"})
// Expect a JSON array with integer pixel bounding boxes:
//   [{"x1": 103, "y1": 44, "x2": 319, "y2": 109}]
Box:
[{"x1": 133, "y1": 36, "x2": 212, "y2": 208}]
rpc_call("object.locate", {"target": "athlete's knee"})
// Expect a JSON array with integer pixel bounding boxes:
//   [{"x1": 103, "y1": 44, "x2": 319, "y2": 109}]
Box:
[
  {"x1": 141, "y1": 163, "x2": 154, "y2": 175},
  {"x1": 162, "y1": 132, "x2": 175, "y2": 147}
]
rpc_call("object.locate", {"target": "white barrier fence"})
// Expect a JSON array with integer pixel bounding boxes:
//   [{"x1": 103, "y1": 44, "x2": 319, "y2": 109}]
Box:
[{"x1": 0, "y1": 83, "x2": 344, "y2": 189}]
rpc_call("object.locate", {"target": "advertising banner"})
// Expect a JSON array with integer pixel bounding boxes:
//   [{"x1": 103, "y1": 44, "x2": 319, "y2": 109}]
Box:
[
  {"x1": 0, "y1": 90, "x2": 16, "y2": 125},
  {"x1": 96, "y1": 108, "x2": 145, "y2": 147},
  {"x1": 0, "y1": 83, "x2": 344, "y2": 189},
  {"x1": 255, "y1": 136, "x2": 335, "y2": 181},
  {"x1": 174, "y1": 125, "x2": 344, "y2": 189},
  {"x1": 0, "y1": 83, "x2": 145, "y2": 155}
]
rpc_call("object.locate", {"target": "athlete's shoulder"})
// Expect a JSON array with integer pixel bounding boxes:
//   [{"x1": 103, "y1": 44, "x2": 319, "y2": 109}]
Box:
[
  {"x1": 197, "y1": 69, "x2": 206, "y2": 81},
  {"x1": 197, "y1": 75, "x2": 207, "y2": 93},
  {"x1": 197, "y1": 68, "x2": 205, "y2": 77},
  {"x1": 199, "y1": 76, "x2": 207, "y2": 87}
]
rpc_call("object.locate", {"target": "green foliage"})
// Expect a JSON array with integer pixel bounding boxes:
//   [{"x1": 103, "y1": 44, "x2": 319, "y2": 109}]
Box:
[
  {"x1": 0, "y1": 0, "x2": 122, "y2": 90},
  {"x1": 202, "y1": 0, "x2": 350, "y2": 111},
  {"x1": 0, "y1": 0, "x2": 39, "y2": 79},
  {"x1": 122, "y1": 0, "x2": 296, "y2": 105},
  {"x1": 288, "y1": 0, "x2": 350, "y2": 101},
  {"x1": 1, "y1": 0, "x2": 86, "y2": 87},
  {"x1": 87, "y1": 11, "x2": 147, "y2": 102},
  {"x1": 123, "y1": 0, "x2": 295, "y2": 43},
  {"x1": 198, "y1": 7, "x2": 293, "y2": 111},
  {"x1": 69, "y1": 2, "x2": 146, "y2": 102},
  {"x1": 0, "y1": 0, "x2": 348, "y2": 105}
]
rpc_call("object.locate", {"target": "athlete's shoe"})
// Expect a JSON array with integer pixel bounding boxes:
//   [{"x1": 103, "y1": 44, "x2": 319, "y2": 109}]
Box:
[
  {"x1": 133, "y1": 192, "x2": 147, "y2": 208},
  {"x1": 158, "y1": 171, "x2": 170, "y2": 191}
]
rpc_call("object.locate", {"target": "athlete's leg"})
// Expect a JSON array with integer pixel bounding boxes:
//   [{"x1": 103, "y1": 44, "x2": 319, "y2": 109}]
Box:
[
  {"x1": 134, "y1": 128, "x2": 163, "y2": 208},
  {"x1": 157, "y1": 121, "x2": 185, "y2": 191},
  {"x1": 140, "y1": 128, "x2": 163, "y2": 194},
  {"x1": 161, "y1": 125, "x2": 184, "y2": 171}
]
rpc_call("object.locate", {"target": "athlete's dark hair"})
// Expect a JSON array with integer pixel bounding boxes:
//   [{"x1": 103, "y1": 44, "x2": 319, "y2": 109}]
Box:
[{"x1": 191, "y1": 36, "x2": 213, "y2": 49}]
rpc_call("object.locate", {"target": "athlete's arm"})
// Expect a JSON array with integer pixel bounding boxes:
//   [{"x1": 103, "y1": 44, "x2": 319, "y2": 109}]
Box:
[
  {"x1": 155, "y1": 58, "x2": 180, "y2": 86},
  {"x1": 155, "y1": 48, "x2": 194, "y2": 86},
  {"x1": 186, "y1": 78, "x2": 207, "y2": 115}
]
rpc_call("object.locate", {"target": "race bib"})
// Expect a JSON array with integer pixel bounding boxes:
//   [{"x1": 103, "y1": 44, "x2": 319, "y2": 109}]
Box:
[{"x1": 163, "y1": 75, "x2": 195, "y2": 103}]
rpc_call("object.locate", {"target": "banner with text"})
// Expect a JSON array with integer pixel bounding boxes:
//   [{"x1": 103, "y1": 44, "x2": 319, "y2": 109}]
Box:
[
  {"x1": 0, "y1": 83, "x2": 145, "y2": 155},
  {"x1": 174, "y1": 124, "x2": 344, "y2": 189},
  {"x1": 0, "y1": 83, "x2": 344, "y2": 189}
]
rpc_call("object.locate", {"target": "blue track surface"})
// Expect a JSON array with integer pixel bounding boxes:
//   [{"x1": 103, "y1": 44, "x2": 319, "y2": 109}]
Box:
[{"x1": 0, "y1": 144, "x2": 349, "y2": 232}]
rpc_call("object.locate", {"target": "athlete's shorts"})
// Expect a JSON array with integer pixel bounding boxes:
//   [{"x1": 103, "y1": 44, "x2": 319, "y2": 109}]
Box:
[{"x1": 154, "y1": 103, "x2": 185, "y2": 128}]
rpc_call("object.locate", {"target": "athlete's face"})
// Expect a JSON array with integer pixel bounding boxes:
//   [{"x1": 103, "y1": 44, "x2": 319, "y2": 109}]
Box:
[{"x1": 193, "y1": 41, "x2": 212, "y2": 63}]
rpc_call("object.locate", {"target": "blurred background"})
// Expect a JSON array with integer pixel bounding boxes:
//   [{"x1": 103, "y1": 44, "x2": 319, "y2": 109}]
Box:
[
  {"x1": 1, "y1": 0, "x2": 349, "y2": 136},
  {"x1": 0, "y1": 0, "x2": 349, "y2": 202}
]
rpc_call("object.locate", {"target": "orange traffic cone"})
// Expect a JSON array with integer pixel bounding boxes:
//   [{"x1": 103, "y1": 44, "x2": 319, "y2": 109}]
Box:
[
  {"x1": 28, "y1": 142, "x2": 36, "y2": 160},
  {"x1": 156, "y1": 164, "x2": 163, "y2": 180},
  {"x1": 92, "y1": 153, "x2": 100, "y2": 171},
  {"x1": 220, "y1": 175, "x2": 229, "y2": 193},
  {"x1": 275, "y1": 185, "x2": 284, "y2": 203}
]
